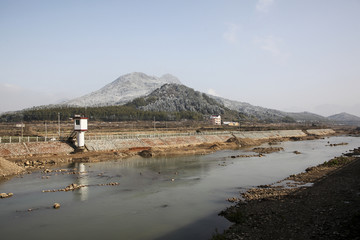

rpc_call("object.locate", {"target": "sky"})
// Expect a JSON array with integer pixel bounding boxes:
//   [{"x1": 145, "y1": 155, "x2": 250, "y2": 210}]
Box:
[{"x1": 1, "y1": 0, "x2": 360, "y2": 116}]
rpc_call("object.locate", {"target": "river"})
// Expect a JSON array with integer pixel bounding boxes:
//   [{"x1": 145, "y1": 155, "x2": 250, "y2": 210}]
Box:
[{"x1": 1, "y1": 136, "x2": 359, "y2": 240}]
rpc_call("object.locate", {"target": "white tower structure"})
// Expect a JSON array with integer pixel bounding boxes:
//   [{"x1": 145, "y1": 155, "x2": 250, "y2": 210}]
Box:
[{"x1": 74, "y1": 115, "x2": 88, "y2": 148}]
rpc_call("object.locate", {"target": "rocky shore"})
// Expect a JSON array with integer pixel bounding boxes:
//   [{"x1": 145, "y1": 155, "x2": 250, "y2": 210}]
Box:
[{"x1": 215, "y1": 147, "x2": 360, "y2": 240}]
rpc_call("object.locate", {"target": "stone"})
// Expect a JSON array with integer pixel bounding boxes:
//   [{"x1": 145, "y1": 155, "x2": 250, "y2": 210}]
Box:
[
  {"x1": 0, "y1": 192, "x2": 13, "y2": 198},
  {"x1": 0, "y1": 193, "x2": 8, "y2": 198},
  {"x1": 53, "y1": 203, "x2": 61, "y2": 209}
]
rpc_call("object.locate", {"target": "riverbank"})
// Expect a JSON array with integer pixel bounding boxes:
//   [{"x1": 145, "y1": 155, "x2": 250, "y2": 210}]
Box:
[
  {"x1": 216, "y1": 147, "x2": 360, "y2": 239},
  {"x1": 0, "y1": 129, "x2": 338, "y2": 179}
]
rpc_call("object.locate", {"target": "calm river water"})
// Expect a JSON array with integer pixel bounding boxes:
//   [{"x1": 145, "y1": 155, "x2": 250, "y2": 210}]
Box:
[{"x1": 1, "y1": 136, "x2": 360, "y2": 240}]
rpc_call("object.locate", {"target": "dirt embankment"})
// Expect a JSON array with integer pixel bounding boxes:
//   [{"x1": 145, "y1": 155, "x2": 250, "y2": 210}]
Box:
[
  {"x1": 216, "y1": 147, "x2": 360, "y2": 240},
  {"x1": 0, "y1": 129, "x2": 339, "y2": 179},
  {"x1": 0, "y1": 157, "x2": 25, "y2": 177}
]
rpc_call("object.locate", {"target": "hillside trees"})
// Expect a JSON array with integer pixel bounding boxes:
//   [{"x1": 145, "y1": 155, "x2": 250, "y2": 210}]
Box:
[{"x1": 0, "y1": 105, "x2": 203, "y2": 122}]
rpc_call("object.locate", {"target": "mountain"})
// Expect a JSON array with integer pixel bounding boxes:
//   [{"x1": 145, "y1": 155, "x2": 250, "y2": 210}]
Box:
[
  {"x1": 212, "y1": 96, "x2": 328, "y2": 122},
  {"x1": 285, "y1": 112, "x2": 328, "y2": 122},
  {"x1": 327, "y1": 112, "x2": 360, "y2": 126},
  {"x1": 63, "y1": 72, "x2": 328, "y2": 123},
  {"x1": 212, "y1": 96, "x2": 287, "y2": 121},
  {"x1": 65, "y1": 72, "x2": 181, "y2": 107},
  {"x1": 127, "y1": 83, "x2": 229, "y2": 115},
  {"x1": 125, "y1": 84, "x2": 329, "y2": 123},
  {"x1": 2, "y1": 72, "x2": 334, "y2": 123}
]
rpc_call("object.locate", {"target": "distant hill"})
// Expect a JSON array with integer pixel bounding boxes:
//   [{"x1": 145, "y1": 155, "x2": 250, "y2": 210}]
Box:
[
  {"x1": 327, "y1": 112, "x2": 360, "y2": 126},
  {"x1": 126, "y1": 84, "x2": 239, "y2": 118},
  {"x1": 212, "y1": 96, "x2": 328, "y2": 123},
  {"x1": 0, "y1": 72, "x2": 340, "y2": 124},
  {"x1": 286, "y1": 112, "x2": 328, "y2": 122},
  {"x1": 212, "y1": 96, "x2": 288, "y2": 121},
  {"x1": 65, "y1": 72, "x2": 181, "y2": 107},
  {"x1": 135, "y1": 84, "x2": 225, "y2": 114}
]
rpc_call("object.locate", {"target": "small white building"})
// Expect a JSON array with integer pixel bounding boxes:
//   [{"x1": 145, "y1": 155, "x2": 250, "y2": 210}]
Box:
[
  {"x1": 74, "y1": 115, "x2": 88, "y2": 148},
  {"x1": 210, "y1": 115, "x2": 221, "y2": 125}
]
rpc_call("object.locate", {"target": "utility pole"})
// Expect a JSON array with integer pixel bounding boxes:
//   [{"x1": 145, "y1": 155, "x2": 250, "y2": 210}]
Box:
[
  {"x1": 153, "y1": 116, "x2": 156, "y2": 131},
  {"x1": 45, "y1": 121, "x2": 47, "y2": 141},
  {"x1": 58, "y1": 112, "x2": 61, "y2": 140},
  {"x1": 21, "y1": 122, "x2": 24, "y2": 139}
]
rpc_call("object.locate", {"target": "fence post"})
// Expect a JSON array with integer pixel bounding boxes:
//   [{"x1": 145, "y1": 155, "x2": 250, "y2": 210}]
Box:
[
  {"x1": 37, "y1": 136, "x2": 38, "y2": 142},
  {"x1": 10, "y1": 136, "x2": 11, "y2": 143},
  {"x1": 19, "y1": 137, "x2": 21, "y2": 143},
  {"x1": 28, "y1": 136, "x2": 30, "y2": 142}
]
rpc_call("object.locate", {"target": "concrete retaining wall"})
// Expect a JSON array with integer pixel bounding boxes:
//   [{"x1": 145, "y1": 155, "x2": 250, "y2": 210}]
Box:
[
  {"x1": 233, "y1": 130, "x2": 307, "y2": 140},
  {"x1": 0, "y1": 129, "x2": 335, "y2": 157},
  {"x1": 85, "y1": 130, "x2": 312, "y2": 152},
  {"x1": 306, "y1": 129, "x2": 336, "y2": 136}
]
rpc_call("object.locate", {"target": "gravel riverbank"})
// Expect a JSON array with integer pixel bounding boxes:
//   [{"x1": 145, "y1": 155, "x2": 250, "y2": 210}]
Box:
[{"x1": 216, "y1": 147, "x2": 360, "y2": 239}]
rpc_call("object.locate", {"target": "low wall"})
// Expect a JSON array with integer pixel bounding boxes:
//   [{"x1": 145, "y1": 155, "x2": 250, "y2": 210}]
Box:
[
  {"x1": 0, "y1": 129, "x2": 335, "y2": 157},
  {"x1": 306, "y1": 129, "x2": 336, "y2": 136},
  {"x1": 233, "y1": 130, "x2": 306, "y2": 140},
  {"x1": 85, "y1": 134, "x2": 234, "y2": 151}
]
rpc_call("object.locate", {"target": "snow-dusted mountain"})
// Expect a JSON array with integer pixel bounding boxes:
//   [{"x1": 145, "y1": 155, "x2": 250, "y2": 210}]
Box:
[
  {"x1": 63, "y1": 72, "x2": 329, "y2": 122},
  {"x1": 212, "y1": 96, "x2": 286, "y2": 121},
  {"x1": 211, "y1": 96, "x2": 328, "y2": 122},
  {"x1": 327, "y1": 112, "x2": 360, "y2": 126},
  {"x1": 65, "y1": 72, "x2": 181, "y2": 107},
  {"x1": 2, "y1": 72, "x2": 350, "y2": 124},
  {"x1": 133, "y1": 83, "x2": 227, "y2": 115}
]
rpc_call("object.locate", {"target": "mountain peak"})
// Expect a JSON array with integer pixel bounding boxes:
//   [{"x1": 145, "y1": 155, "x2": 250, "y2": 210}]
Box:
[
  {"x1": 328, "y1": 112, "x2": 360, "y2": 121},
  {"x1": 160, "y1": 74, "x2": 182, "y2": 84},
  {"x1": 65, "y1": 72, "x2": 182, "y2": 107}
]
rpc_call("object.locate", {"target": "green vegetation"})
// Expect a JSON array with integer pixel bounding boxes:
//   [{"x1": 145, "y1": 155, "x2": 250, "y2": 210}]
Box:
[
  {"x1": 0, "y1": 105, "x2": 204, "y2": 122},
  {"x1": 125, "y1": 96, "x2": 159, "y2": 108},
  {"x1": 322, "y1": 156, "x2": 354, "y2": 167}
]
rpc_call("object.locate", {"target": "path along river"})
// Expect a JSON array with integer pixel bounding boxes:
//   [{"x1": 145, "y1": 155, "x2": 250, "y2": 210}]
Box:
[{"x1": 1, "y1": 136, "x2": 359, "y2": 240}]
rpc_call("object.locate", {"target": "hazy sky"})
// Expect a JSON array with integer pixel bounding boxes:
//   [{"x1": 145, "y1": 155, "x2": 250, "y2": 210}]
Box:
[{"x1": 1, "y1": 0, "x2": 359, "y2": 116}]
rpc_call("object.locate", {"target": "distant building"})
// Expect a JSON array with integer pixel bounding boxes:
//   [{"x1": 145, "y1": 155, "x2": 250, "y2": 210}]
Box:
[
  {"x1": 210, "y1": 115, "x2": 221, "y2": 125},
  {"x1": 223, "y1": 121, "x2": 240, "y2": 126}
]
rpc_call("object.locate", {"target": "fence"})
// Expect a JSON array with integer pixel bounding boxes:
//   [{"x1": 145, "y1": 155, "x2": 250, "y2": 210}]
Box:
[
  {"x1": 0, "y1": 136, "x2": 61, "y2": 143},
  {"x1": 0, "y1": 131, "x2": 234, "y2": 143}
]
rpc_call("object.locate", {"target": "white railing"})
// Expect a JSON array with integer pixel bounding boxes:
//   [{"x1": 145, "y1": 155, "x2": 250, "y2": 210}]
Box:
[
  {"x1": 0, "y1": 136, "x2": 60, "y2": 143},
  {"x1": 0, "y1": 131, "x2": 235, "y2": 144}
]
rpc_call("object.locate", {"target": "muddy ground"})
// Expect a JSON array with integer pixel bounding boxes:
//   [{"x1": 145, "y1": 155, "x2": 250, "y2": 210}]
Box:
[{"x1": 215, "y1": 148, "x2": 360, "y2": 240}]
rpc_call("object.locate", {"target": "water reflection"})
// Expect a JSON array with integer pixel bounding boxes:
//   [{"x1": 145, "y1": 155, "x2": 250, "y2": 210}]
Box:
[{"x1": 72, "y1": 163, "x2": 89, "y2": 201}]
